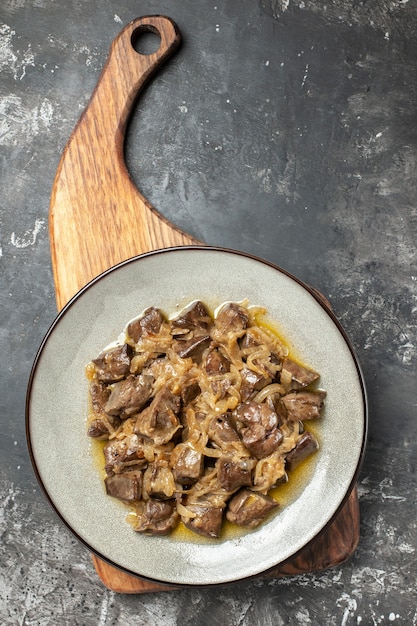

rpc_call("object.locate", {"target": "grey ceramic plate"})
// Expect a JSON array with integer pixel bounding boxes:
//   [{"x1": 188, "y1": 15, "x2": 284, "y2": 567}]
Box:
[{"x1": 26, "y1": 246, "x2": 367, "y2": 586}]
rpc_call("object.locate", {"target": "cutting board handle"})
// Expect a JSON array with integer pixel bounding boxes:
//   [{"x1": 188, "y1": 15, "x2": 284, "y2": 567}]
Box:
[
  {"x1": 49, "y1": 16, "x2": 198, "y2": 310},
  {"x1": 89, "y1": 16, "x2": 182, "y2": 152},
  {"x1": 48, "y1": 16, "x2": 361, "y2": 592}
]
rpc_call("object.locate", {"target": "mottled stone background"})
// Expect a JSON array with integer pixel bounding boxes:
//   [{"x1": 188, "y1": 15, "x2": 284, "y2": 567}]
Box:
[{"x1": 1, "y1": 1, "x2": 416, "y2": 624}]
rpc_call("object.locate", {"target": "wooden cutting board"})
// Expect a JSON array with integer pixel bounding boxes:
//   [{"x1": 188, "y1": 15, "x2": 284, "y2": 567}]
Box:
[{"x1": 49, "y1": 15, "x2": 360, "y2": 593}]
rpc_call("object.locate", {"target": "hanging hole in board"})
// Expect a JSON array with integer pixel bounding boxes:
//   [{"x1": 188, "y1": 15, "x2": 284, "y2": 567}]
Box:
[{"x1": 131, "y1": 25, "x2": 161, "y2": 55}]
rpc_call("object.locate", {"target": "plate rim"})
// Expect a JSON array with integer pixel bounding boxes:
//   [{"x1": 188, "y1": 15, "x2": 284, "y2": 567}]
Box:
[{"x1": 26, "y1": 245, "x2": 368, "y2": 586}]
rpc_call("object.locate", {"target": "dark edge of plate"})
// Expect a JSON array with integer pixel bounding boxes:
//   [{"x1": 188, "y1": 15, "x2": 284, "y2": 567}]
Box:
[{"x1": 25, "y1": 245, "x2": 368, "y2": 588}]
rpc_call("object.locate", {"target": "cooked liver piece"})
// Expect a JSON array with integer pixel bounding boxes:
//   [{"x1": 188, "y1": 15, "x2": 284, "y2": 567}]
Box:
[
  {"x1": 281, "y1": 357, "x2": 319, "y2": 390},
  {"x1": 234, "y1": 401, "x2": 278, "y2": 431},
  {"x1": 281, "y1": 390, "x2": 326, "y2": 421},
  {"x1": 104, "y1": 373, "x2": 154, "y2": 417},
  {"x1": 92, "y1": 344, "x2": 132, "y2": 383},
  {"x1": 173, "y1": 334, "x2": 211, "y2": 362},
  {"x1": 239, "y1": 328, "x2": 261, "y2": 349},
  {"x1": 127, "y1": 307, "x2": 164, "y2": 343},
  {"x1": 134, "y1": 388, "x2": 181, "y2": 444},
  {"x1": 233, "y1": 401, "x2": 282, "y2": 458},
  {"x1": 217, "y1": 457, "x2": 254, "y2": 491},
  {"x1": 180, "y1": 381, "x2": 201, "y2": 405},
  {"x1": 87, "y1": 416, "x2": 120, "y2": 439},
  {"x1": 239, "y1": 367, "x2": 269, "y2": 401},
  {"x1": 204, "y1": 348, "x2": 230, "y2": 375},
  {"x1": 134, "y1": 499, "x2": 179, "y2": 535},
  {"x1": 143, "y1": 462, "x2": 176, "y2": 499},
  {"x1": 240, "y1": 423, "x2": 283, "y2": 459},
  {"x1": 89, "y1": 381, "x2": 110, "y2": 414},
  {"x1": 286, "y1": 431, "x2": 319, "y2": 471},
  {"x1": 208, "y1": 414, "x2": 241, "y2": 449},
  {"x1": 105, "y1": 470, "x2": 142, "y2": 502},
  {"x1": 226, "y1": 489, "x2": 278, "y2": 527},
  {"x1": 213, "y1": 303, "x2": 249, "y2": 339},
  {"x1": 171, "y1": 300, "x2": 212, "y2": 335},
  {"x1": 171, "y1": 443, "x2": 204, "y2": 485},
  {"x1": 182, "y1": 503, "x2": 224, "y2": 538},
  {"x1": 103, "y1": 434, "x2": 144, "y2": 474}
]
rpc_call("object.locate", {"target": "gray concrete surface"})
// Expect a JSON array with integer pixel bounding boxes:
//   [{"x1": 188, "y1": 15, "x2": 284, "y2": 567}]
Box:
[{"x1": 1, "y1": 1, "x2": 416, "y2": 624}]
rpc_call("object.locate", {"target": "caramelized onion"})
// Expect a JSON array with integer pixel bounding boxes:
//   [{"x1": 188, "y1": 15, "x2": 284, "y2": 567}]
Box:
[
  {"x1": 87, "y1": 300, "x2": 325, "y2": 539},
  {"x1": 176, "y1": 502, "x2": 197, "y2": 518},
  {"x1": 253, "y1": 383, "x2": 286, "y2": 404}
]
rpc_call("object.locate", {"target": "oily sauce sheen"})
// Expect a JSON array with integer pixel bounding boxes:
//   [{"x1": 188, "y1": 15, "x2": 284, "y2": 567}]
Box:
[{"x1": 86, "y1": 300, "x2": 326, "y2": 541}]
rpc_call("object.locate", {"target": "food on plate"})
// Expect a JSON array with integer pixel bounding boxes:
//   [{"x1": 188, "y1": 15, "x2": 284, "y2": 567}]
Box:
[{"x1": 85, "y1": 301, "x2": 326, "y2": 538}]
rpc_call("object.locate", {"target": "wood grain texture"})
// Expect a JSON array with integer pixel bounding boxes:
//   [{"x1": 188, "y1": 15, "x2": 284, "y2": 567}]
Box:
[
  {"x1": 49, "y1": 16, "x2": 200, "y2": 311},
  {"x1": 49, "y1": 16, "x2": 360, "y2": 594},
  {"x1": 90, "y1": 486, "x2": 359, "y2": 593}
]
